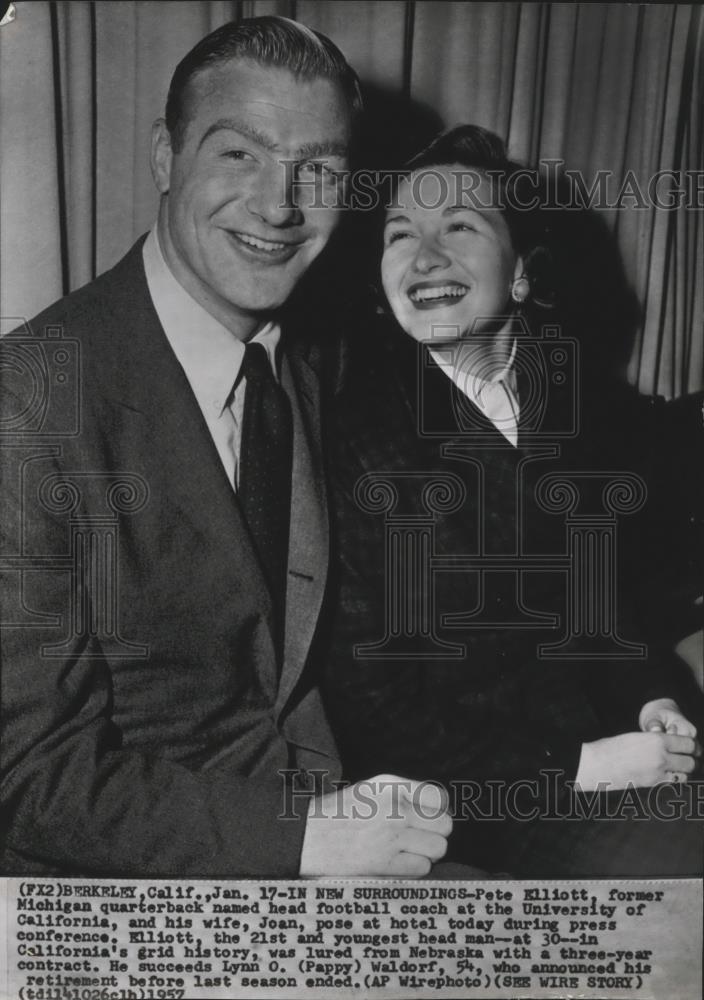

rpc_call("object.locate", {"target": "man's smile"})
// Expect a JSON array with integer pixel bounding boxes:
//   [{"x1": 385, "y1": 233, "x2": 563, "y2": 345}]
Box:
[{"x1": 225, "y1": 228, "x2": 303, "y2": 260}]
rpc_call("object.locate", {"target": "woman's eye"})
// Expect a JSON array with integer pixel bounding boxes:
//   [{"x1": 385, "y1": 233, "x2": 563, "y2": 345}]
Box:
[
  {"x1": 448, "y1": 222, "x2": 475, "y2": 233},
  {"x1": 386, "y1": 230, "x2": 414, "y2": 245}
]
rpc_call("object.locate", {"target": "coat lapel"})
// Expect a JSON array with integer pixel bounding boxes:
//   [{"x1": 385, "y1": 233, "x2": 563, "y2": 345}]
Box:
[{"x1": 275, "y1": 344, "x2": 329, "y2": 719}]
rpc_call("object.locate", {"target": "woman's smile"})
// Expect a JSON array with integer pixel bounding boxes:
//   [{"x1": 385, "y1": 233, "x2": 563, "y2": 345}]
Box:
[{"x1": 407, "y1": 280, "x2": 470, "y2": 308}]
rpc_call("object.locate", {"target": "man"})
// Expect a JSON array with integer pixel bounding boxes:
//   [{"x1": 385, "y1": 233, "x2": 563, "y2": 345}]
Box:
[{"x1": 0, "y1": 17, "x2": 451, "y2": 878}]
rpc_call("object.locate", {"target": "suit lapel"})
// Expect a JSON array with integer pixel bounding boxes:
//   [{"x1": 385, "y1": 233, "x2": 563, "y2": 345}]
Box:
[{"x1": 275, "y1": 344, "x2": 329, "y2": 718}]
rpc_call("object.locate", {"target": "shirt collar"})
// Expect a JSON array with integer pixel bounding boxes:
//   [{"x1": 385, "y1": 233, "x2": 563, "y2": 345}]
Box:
[
  {"x1": 142, "y1": 226, "x2": 281, "y2": 417},
  {"x1": 429, "y1": 335, "x2": 517, "y2": 406}
]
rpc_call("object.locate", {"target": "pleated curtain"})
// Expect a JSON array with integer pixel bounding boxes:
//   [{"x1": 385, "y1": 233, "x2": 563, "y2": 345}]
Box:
[{"x1": 1, "y1": 1, "x2": 701, "y2": 395}]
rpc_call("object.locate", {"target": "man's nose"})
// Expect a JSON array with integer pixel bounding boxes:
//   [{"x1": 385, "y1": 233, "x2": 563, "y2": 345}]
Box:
[
  {"x1": 246, "y1": 160, "x2": 302, "y2": 228},
  {"x1": 413, "y1": 238, "x2": 451, "y2": 274}
]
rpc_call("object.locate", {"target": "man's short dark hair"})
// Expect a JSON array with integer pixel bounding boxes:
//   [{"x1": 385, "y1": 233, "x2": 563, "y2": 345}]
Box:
[{"x1": 165, "y1": 15, "x2": 363, "y2": 152}]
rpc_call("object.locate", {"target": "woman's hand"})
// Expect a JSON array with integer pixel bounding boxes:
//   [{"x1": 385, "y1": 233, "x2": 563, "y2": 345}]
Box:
[
  {"x1": 639, "y1": 697, "x2": 699, "y2": 739},
  {"x1": 574, "y1": 731, "x2": 700, "y2": 791}
]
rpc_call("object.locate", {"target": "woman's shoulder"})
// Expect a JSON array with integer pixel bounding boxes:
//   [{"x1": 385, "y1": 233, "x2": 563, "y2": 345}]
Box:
[{"x1": 324, "y1": 310, "x2": 414, "y2": 401}]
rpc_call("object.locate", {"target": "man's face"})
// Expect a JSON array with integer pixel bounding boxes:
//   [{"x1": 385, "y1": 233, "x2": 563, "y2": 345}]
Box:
[
  {"x1": 152, "y1": 58, "x2": 351, "y2": 334},
  {"x1": 381, "y1": 165, "x2": 521, "y2": 344}
]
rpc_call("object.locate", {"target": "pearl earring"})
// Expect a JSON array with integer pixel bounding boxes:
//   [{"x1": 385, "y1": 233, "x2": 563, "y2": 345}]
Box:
[{"x1": 511, "y1": 275, "x2": 530, "y2": 303}]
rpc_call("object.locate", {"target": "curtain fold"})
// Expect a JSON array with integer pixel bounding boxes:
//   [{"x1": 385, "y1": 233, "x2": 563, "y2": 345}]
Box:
[{"x1": 1, "y1": 0, "x2": 701, "y2": 395}]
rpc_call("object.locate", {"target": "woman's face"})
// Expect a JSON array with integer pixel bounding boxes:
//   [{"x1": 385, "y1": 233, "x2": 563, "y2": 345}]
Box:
[{"x1": 381, "y1": 164, "x2": 523, "y2": 343}]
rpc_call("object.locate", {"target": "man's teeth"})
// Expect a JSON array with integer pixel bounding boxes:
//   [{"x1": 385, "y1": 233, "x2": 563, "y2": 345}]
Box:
[
  {"x1": 409, "y1": 285, "x2": 467, "y2": 303},
  {"x1": 235, "y1": 232, "x2": 288, "y2": 253}
]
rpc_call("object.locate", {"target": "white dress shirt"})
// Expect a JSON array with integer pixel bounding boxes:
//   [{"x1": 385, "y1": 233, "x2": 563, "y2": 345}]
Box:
[
  {"x1": 142, "y1": 227, "x2": 281, "y2": 488},
  {"x1": 429, "y1": 338, "x2": 519, "y2": 446}
]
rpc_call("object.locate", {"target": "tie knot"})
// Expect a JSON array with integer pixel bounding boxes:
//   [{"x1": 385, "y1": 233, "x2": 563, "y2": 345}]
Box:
[{"x1": 241, "y1": 342, "x2": 273, "y2": 383}]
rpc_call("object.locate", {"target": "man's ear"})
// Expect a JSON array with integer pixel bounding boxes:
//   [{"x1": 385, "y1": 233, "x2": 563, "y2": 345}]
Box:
[
  {"x1": 150, "y1": 119, "x2": 173, "y2": 194},
  {"x1": 513, "y1": 255, "x2": 525, "y2": 281}
]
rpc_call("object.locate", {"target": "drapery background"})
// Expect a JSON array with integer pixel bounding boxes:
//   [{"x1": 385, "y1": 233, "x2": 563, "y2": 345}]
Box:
[{"x1": 1, "y1": 1, "x2": 702, "y2": 397}]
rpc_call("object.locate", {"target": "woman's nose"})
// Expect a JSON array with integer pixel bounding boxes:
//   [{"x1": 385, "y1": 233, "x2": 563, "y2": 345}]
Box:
[{"x1": 413, "y1": 238, "x2": 451, "y2": 274}]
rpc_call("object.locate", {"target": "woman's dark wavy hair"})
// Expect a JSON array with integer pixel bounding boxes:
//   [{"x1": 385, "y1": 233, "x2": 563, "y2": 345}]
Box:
[
  {"x1": 165, "y1": 15, "x2": 363, "y2": 152},
  {"x1": 395, "y1": 124, "x2": 557, "y2": 311}
]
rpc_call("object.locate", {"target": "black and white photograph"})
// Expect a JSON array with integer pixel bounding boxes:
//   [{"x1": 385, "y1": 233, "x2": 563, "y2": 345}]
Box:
[{"x1": 1, "y1": 2, "x2": 702, "y2": 997}]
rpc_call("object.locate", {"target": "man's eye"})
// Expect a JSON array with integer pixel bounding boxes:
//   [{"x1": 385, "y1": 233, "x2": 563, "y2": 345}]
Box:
[
  {"x1": 297, "y1": 160, "x2": 332, "y2": 179},
  {"x1": 222, "y1": 150, "x2": 253, "y2": 162},
  {"x1": 448, "y1": 222, "x2": 476, "y2": 233}
]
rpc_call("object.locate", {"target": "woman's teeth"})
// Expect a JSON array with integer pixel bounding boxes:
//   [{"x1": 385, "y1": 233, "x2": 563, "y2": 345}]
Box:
[{"x1": 409, "y1": 285, "x2": 467, "y2": 303}]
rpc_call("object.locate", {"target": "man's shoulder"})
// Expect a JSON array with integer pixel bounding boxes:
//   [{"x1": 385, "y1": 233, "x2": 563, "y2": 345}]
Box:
[{"x1": 20, "y1": 237, "x2": 150, "y2": 340}]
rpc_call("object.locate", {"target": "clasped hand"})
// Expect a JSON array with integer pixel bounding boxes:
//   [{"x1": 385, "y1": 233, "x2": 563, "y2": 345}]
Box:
[
  {"x1": 575, "y1": 699, "x2": 701, "y2": 791},
  {"x1": 300, "y1": 774, "x2": 452, "y2": 878}
]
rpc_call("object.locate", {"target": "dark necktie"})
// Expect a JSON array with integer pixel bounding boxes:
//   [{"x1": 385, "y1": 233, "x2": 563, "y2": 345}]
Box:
[{"x1": 238, "y1": 343, "x2": 293, "y2": 648}]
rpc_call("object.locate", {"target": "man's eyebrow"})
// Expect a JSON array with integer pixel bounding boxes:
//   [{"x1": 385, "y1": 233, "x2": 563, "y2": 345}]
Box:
[
  {"x1": 198, "y1": 118, "x2": 279, "y2": 152},
  {"x1": 295, "y1": 139, "x2": 349, "y2": 160},
  {"x1": 198, "y1": 119, "x2": 348, "y2": 159}
]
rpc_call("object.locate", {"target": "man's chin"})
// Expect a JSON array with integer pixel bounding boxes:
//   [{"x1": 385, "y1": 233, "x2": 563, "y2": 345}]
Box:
[{"x1": 216, "y1": 282, "x2": 297, "y2": 317}]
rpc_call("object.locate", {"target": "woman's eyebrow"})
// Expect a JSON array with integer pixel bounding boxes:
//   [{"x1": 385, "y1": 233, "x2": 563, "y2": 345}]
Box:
[
  {"x1": 443, "y1": 204, "x2": 483, "y2": 215},
  {"x1": 384, "y1": 213, "x2": 411, "y2": 226}
]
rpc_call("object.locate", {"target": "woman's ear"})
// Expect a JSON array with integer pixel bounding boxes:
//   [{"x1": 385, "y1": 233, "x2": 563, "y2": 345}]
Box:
[
  {"x1": 510, "y1": 256, "x2": 530, "y2": 305},
  {"x1": 523, "y1": 245, "x2": 558, "y2": 310}
]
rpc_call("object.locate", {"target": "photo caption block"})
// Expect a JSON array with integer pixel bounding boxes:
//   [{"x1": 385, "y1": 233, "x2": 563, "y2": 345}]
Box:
[{"x1": 1, "y1": 878, "x2": 701, "y2": 999}]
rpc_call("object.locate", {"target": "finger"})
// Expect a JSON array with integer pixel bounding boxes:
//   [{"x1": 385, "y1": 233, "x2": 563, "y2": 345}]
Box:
[
  {"x1": 666, "y1": 772, "x2": 688, "y2": 785},
  {"x1": 403, "y1": 801, "x2": 453, "y2": 837},
  {"x1": 412, "y1": 811, "x2": 453, "y2": 838},
  {"x1": 397, "y1": 828, "x2": 449, "y2": 863},
  {"x1": 645, "y1": 719, "x2": 666, "y2": 733},
  {"x1": 401, "y1": 779, "x2": 450, "y2": 814},
  {"x1": 386, "y1": 853, "x2": 432, "y2": 878},
  {"x1": 400, "y1": 781, "x2": 452, "y2": 832},
  {"x1": 664, "y1": 752, "x2": 697, "y2": 775},
  {"x1": 369, "y1": 773, "x2": 412, "y2": 785},
  {"x1": 667, "y1": 719, "x2": 697, "y2": 738},
  {"x1": 663, "y1": 734, "x2": 697, "y2": 755}
]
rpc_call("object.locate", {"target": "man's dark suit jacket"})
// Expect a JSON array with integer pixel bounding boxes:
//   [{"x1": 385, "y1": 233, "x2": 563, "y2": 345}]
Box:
[
  {"x1": 0, "y1": 239, "x2": 339, "y2": 877},
  {"x1": 323, "y1": 317, "x2": 703, "y2": 870}
]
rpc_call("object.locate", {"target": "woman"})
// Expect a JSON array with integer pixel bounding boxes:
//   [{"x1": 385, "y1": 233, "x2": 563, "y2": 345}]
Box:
[{"x1": 323, "y1": 125, "x2": 703, "y2": 876}]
